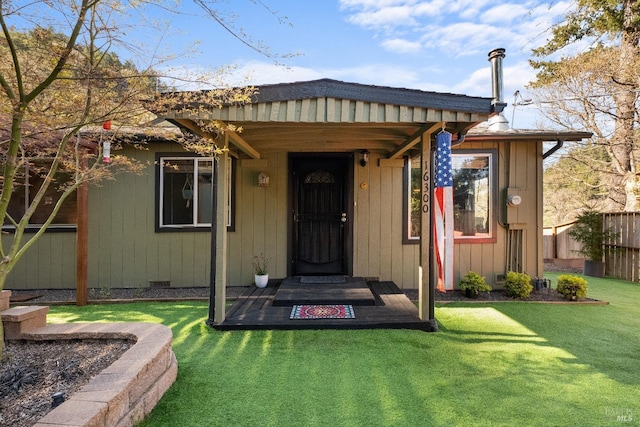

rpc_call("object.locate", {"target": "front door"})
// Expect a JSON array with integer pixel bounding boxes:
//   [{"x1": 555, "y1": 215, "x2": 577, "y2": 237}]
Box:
[{"x1": 290, "y1": 154, "x2": 353, "y2": 276}]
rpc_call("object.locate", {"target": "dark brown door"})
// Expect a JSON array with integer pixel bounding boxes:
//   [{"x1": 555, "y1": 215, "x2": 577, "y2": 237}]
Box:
[{"x1": 291, "y1": 154, "x2": 352, "y2": 276}]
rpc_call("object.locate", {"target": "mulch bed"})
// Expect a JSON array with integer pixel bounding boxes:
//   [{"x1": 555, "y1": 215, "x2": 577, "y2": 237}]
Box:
[
  {"x1": 432, "y1": 288, "x2": 603, "y2": 303},
  {"x1": 9, "y1": 284, "x2": 601, "y2": 305},
  {"x1": 0, "y1": 340, "x2": 130, "y2": 427}
]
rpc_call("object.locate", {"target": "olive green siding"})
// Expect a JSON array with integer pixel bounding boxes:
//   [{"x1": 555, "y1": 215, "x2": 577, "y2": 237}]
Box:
[
  {"x1": 2, "y1": 232, "x2": 76, "y2": 289},
  {"x1": 4, "y1": 139, "x2": 543, "y2": 291}
]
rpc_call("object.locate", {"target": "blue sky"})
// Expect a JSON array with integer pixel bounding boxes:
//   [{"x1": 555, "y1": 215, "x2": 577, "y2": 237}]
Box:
[
  {"x1": 135, "y1": 0, "x2": 574, "y2": 129},
  {"x1": 11, "y1": 0, "x2": 574, "y2": 129}
]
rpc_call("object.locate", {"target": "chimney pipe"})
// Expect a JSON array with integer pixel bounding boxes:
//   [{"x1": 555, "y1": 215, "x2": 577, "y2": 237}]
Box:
[{"x1": 487, "y1": 48, "x2": 509, "y2": 131}]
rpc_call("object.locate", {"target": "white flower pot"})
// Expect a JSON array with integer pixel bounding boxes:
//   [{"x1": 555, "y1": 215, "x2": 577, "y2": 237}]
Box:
[{"x1": 254, "y1": 274, "x2": 269, "y2": 288}]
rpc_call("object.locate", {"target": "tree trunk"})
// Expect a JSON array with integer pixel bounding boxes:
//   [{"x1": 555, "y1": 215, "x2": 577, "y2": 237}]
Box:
[
  {"x1": 0, "y1": 268, "x2": 7, "y2": 357},
  {"x1": 610, "y1": 1, "x2": 640, "y2": 211}
]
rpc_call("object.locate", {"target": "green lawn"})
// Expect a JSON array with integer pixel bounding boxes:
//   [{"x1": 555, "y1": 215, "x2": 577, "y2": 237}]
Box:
[{"x1": 47, "y1": 274, "x2": 640, "y2": 426}]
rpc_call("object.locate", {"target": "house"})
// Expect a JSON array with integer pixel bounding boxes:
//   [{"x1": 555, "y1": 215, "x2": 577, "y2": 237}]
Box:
[{"x1": 4, "y1": 49, "x2": 591, "y2": 326}]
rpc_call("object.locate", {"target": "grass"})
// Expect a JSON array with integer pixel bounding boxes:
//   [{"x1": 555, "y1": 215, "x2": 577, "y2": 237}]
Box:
[{"x1": 47, "y1": 274, "x2": 640, "y2": 426}]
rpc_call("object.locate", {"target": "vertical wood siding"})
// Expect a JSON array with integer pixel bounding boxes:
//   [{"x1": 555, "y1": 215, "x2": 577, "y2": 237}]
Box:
[
  {"x1": 6, "y1": 139, "x2": 544, "y2": 290},
  {"x1": 86, "y1": 144, "x2": 212, "y2": 289},
  {"x1": 3, "y1": 232, "x2": 76, "y2": 289}
]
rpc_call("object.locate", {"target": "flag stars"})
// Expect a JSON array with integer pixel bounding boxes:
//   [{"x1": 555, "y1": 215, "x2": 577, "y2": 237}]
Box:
[{"x1": 435, "y1": 132, "x2": 453, "y2": 188}]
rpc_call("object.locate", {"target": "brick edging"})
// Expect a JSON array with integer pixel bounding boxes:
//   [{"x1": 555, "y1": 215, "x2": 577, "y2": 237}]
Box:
[{"x1": 25, "y1": 322, "x2": 177, "y2": 427}]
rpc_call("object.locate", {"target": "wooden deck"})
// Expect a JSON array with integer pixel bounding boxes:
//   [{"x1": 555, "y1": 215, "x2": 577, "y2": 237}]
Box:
[{"x1": 214, "y1": 279, "x2": 436, "y2": 332}]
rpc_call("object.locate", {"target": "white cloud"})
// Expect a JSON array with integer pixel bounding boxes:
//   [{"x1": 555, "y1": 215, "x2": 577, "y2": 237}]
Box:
[
  {"x1": 381, "y1": 38, "x2": 422, "y2": 53},
  {"x1": 480, "y1": 3, "x2": 530, "y2": 24},
  {"x1": 229, "y1": 61, "x2": 325, "y2": 85},
  {"x1": 338, "y1": 0, "x2": 576, "y2": 62},
  {"x1": 345, "y1": 5, "x2": 421, "y2": 29},
  {"x1": 223, "y1": 60, "x2": 424, "y2": 89}
]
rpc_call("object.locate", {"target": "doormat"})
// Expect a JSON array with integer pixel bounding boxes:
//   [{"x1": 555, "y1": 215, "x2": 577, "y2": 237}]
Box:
[
  {"x1": 299, "y1": 276, "x2": 346, "y2": 284},
  {"x1": 290, "y1": 304, "x2": 355, "y2": 320}
]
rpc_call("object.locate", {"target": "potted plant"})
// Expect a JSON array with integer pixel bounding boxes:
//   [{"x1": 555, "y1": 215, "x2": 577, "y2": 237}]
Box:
[
  {"x1": 252, "y1": 254, "x2": 270, "y2": 288},
  {"x1": 568, "y1": 209, "x2": 617, "y2": 277},
  {"x1": 459, "y1": 271, "x2": 492, "y2": 299},
  {"x1": 556, "y1": 274, "x2": 588, "y2": 301}
]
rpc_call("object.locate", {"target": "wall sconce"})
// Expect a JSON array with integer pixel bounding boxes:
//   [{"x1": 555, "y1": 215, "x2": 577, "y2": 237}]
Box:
[
  {"x1": 258, "y1": 171, "x2": 270, "y2": 187},
  {"x1": 359, "y1": 150, "x2": 369, "y2": 167}
]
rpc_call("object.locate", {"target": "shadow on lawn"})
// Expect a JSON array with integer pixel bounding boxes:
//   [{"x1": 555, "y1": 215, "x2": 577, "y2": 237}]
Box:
[{"x1": 438, "y1": 274, "x2": 640, "y2": 388}]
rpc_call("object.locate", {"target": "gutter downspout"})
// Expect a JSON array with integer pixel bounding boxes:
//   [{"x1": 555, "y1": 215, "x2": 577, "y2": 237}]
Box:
[
  {"x1": 451, "y1": 133, "x2": 466, "y2": 147},
  {"x1": 543, "y1": 139, "x2": 564, "y2": 159}
]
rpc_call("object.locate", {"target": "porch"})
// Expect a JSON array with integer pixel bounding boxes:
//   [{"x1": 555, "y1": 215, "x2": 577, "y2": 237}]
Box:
[{"x1": 213, "y1": 278, "x2": 435, "y2": 331}]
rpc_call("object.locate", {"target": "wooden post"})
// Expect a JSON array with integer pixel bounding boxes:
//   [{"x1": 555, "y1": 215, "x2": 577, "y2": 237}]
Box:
[
  {"x1": 418, "y1": 123, "x2": 442, "y2": 331},
  {"x1": 76, "y1": 154, "x2": 88, "y2": 306},
  {"x1": 213, "y1": 148, "x2": 229, "y2": 324}
]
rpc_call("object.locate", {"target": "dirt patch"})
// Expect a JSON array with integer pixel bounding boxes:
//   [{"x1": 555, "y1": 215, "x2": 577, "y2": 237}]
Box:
[{"x1": 0, "y1": 339, "x2": 130, "y2": 427}]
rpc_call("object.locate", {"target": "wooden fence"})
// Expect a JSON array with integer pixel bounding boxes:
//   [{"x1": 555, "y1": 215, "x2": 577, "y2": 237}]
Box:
[
  {"x1": 544, "y1": 212, "x2": 640, "y2": 283},
  {"x1": 603, "y1": 212, "x2": 640, "y2": 283}
]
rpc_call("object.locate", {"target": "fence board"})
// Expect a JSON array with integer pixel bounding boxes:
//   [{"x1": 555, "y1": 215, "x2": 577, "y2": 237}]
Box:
[{"x1": 544, "y1": 212, "x2": 639, "y2": 283}]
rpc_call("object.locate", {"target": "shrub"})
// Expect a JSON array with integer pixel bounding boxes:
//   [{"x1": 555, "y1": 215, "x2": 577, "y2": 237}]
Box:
[
  {"x1": 459, "y1": 271, "x2": 492, "y2": 297},
  {"x1": 568, "y1": 209, "x2": 618, "y2": 261},
  {"x1": 504, "y1": 271, "x2": 532, "y2": 299},
  {"x1": 556, "y1": 274, "x2": 588, "y2": 300}
]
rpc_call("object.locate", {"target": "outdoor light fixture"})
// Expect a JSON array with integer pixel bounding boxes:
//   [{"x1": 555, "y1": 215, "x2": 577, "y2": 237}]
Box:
[
  {"x1": 258, "y1": 171, "x2": 270, "y2": 187},
  {"x1": 360, "y1": 150, "x2": 369, "y2": 167},
  {"x1": 52, "y1": 391, "x2": 65, "y2": 408}
]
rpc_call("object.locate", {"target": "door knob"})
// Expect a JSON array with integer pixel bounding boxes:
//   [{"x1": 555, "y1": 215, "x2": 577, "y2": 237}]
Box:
[{"x1": 341, "y1": 213, "x2": 347, "y2": 223}]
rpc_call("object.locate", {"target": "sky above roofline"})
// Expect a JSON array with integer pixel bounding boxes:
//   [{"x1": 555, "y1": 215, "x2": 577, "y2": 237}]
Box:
[
  {"x1": 8, "y1": 1, "x2": 584, "y2": 130},
  {"x1": 138, "y1": 1, "x2": 581, "y2": 129}
]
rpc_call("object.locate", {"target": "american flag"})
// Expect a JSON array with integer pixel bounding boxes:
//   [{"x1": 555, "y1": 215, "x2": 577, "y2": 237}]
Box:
[{"x1": 434, "y1": 131, "x2": 454, "y2": 291}]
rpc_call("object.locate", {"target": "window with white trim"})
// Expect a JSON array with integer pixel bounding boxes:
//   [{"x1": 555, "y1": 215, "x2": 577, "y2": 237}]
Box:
[{"x1": 404, "y1": 150, "x2": 496, "y2": 243}]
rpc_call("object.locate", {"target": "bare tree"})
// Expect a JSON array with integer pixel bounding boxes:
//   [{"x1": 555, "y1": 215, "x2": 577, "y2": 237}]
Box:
[
  {"x1": 530, "y1": 0, "x2": 640, "y2": 212},
  {"x1": 0, "y1": 0, "x2": 289, "y2": 350}
]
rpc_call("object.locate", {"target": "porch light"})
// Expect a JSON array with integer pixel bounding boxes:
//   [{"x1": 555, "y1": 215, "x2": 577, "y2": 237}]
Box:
[
  {"x1": 52, "y1": 391, "x2": 65, "y2": 408},
  {"x1": 258, "y1": 171, "x2": 270, "y2": 187},
  {"x1": 359, "y1": 150, "x2": 369, "y2": 167}
]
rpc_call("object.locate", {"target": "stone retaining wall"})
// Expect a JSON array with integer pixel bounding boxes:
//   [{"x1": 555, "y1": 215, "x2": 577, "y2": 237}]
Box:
[{"x1": 1, "y1": 291, "x2": 177, "y2": 427}]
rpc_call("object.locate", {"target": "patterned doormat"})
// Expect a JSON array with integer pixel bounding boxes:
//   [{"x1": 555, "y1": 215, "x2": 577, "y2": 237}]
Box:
[{"x1": 290, "y1": 304, "x2": 355, "y2": 320}]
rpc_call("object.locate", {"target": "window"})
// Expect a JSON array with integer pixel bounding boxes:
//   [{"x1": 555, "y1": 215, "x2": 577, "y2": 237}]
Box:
[
  {"x1": 157, "y1": 155, "x2": 235, "y2": 231},
  {"x1": 3, "y1": 163, "x2": 77, "y2": 230},
  {"x1": 404, "y1": 150, "x2": 496, "y2": 243}
]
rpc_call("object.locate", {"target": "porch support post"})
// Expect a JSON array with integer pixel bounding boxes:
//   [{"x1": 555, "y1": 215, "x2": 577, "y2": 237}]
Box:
[
  {"x1": 418, "y1": 123, "x2": 442, "y2": 331},
  {"x1": 214, "y1": 145, "x2": 229, "y2": 324},
  {"x1": 75, "y1": 152, "x2": 88, "y2": 306},
  {"x1": 208, "y1": 138, "x2": 229, "y2": 326}
]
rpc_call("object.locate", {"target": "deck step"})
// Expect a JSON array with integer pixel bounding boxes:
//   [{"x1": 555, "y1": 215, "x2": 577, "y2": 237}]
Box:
[
  {"x1": 2, "y1": 305, "x2": 49, "y2": 340},
  {"x1": 273, "y1": 277, "x2": 376, "y2": 306}
]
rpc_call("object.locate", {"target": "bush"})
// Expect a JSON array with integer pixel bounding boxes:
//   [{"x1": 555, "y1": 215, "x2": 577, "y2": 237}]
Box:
[
  {"x1": 459, "y1": 271, "x2": 492, "y2": 297},
  {"x1": 568, "y1": 209, "x2": 617, "y2": 261},
  {"x1": 556, "y1": 274, "x2": 588, "y2": 300},
  {"x1": 504, "y1": 271, "x2": 532, "y2": 299}
]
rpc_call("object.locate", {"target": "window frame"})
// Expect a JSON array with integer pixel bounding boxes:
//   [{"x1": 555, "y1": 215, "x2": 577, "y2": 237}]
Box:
[
  {"x1": 403, "y1": 149, "x2": 498, "y2": 244},
  {"x1": 2, "y1": 161, "x2": 78, "y2": 233},
  {"x1": 155, "y1": 153, "x2": 235, "y2": 232}
]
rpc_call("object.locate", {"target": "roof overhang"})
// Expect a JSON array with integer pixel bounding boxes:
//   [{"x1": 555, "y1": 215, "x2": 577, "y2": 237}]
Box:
[
  {"x1": 155, "y1": 79, "x2": 497, "y2": 159},
  {"x1": 465, "y1": 127, "x2": 593, "y2": 142}
]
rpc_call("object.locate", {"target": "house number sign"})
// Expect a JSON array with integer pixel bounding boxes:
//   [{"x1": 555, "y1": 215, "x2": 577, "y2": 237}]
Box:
[{"x1": 422, "y1": 159, "x2": 430, "y2": 213}]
